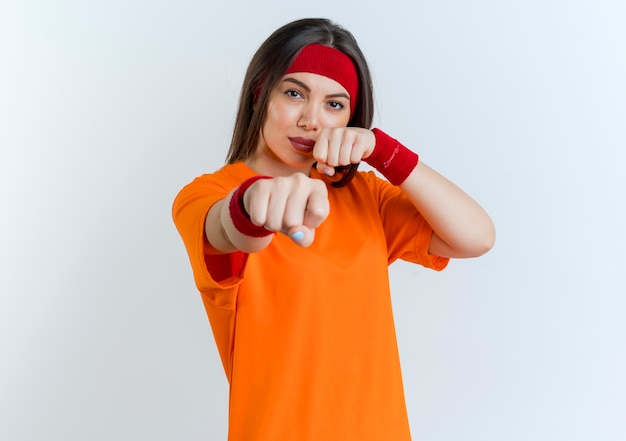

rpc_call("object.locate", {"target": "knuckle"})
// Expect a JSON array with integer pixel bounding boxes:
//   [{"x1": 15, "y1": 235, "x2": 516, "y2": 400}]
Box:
[
  {"x1": 313, "y1": 179, "x2": 328, "y2": 191},
  {"x1": 248, "y1": 211, "x2": 264, "y2": 227},
  {"x1": 309, "y1": 205, "x2": 329, "y2": 220},
  {"x1": 293, "y1": 173, "x2": 307, "y2": 183},
  {"x1": 264, "y1": 217, "x2": 281, "y2": 232}
]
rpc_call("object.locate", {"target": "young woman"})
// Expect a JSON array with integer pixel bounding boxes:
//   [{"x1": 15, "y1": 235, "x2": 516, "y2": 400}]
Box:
[{"x1": 173, "y1": 18, "x2": 495, "y2": 441}]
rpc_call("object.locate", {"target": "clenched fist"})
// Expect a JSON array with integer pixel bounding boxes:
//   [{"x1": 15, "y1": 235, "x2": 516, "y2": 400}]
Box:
[{"x1": 243, "y1": 173, "x2": 330, "y2": 247}]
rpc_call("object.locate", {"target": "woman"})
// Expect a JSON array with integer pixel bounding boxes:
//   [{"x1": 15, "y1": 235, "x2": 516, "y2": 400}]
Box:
[{"x1": 173, "y1": 17, "x2": 495, "y2": 441}]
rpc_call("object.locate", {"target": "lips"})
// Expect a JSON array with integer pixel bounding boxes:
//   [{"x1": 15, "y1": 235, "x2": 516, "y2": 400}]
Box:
[{"x1": 289, "y1": 137, "x2": 316, "y2": 153}]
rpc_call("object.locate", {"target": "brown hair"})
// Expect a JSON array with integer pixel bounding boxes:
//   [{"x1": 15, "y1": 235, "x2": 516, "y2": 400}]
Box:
[{"x1": 226, "y1": 18, "x2": 374, "y2": 187}]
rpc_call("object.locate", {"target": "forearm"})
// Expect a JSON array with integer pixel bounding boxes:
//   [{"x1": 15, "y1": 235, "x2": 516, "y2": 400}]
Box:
[{"x1": 400, "y1": 162, "x2": 495, "y2": 258}]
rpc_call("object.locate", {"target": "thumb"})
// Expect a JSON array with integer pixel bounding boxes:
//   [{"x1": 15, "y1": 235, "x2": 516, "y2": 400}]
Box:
[
  {"x1": 316, "y1": 161, "x2": 335, "y2": 177},
  {"x1": 286, "y1": 225, "x2": 315, "y2": 248}
]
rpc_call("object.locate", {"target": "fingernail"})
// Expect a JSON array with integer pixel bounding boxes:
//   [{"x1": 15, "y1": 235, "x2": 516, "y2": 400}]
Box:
[
  {"x1": 289, "y1": 231, "x2": 304, "y2": 242},
  {"x1": 324, "y1": 168, "x2": 333, "y2": 176}
]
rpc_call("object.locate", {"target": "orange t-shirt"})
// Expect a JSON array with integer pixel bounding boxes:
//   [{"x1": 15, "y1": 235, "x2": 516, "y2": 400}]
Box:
[{"x1": 172, "y1": 162, "x2": 449, "y2": 440}]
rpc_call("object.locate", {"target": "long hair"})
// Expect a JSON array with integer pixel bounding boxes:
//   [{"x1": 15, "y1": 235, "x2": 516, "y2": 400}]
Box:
[{"x1": 226, "y1": 18, "x2": 374, "y2": 187}]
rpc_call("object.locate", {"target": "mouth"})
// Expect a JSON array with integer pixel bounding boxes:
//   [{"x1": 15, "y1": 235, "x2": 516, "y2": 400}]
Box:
[{"x1": 289, "y1": 137, "x2": 316, "y2": 153}]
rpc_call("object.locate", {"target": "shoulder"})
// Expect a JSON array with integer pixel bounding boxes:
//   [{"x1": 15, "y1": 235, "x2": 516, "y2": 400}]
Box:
[
  {"x1": 187, "y1": 162, "x2": 258, "y2": 192},
  {"x1": 352, "y1": 169, "x2": 382, "y2": 186},
  {"x1": 349, "y1": 169, "x2": 402, "y2": 200},
  {"x1": 172, "y1": 162, "x2": 258, "y2": 218}
]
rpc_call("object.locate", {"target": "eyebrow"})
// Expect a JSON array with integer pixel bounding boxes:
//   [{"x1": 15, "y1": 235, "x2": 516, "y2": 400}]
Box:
[{"x1": 282, "y1": 77, "x2": 350, "y2": 100}]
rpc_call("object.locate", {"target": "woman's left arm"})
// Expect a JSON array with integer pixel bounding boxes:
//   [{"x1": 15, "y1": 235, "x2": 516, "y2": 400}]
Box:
[
  {"x1": 313, "y1": 127, "x2": 495, "y2": 259},
  {"x1": 399, "y1": 161, "x2": 496, "y2": 258}
]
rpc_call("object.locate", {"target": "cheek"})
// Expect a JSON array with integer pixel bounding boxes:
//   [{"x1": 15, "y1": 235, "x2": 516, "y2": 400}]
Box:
[
  {"x1": 260, "y1": 107, "x2": 288, "y2": 142},
  {"x1": 260, "y1": 104, "x2": 279, "y2": 135},
  {"x1": 267, "y1": 102, "x2": 300, "y2": 128},
  {"x1": 322, "y1": 111, "x2": 350, "y2": 128}
]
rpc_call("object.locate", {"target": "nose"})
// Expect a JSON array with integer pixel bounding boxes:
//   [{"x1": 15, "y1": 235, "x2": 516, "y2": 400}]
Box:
[{"x1": 297, "y1": 102, "x2": 320, "y2": 131}]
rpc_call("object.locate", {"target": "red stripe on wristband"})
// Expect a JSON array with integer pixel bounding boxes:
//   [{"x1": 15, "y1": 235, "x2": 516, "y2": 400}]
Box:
[
  {"x1": 229, "y1": 176, "x2": 273, "y2": 237},
  {"x1": 367, "y1": 129, "x2": 419, "y2": 186}
]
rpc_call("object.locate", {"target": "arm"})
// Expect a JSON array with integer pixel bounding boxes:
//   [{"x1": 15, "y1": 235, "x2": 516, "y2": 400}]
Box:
[
  {"x1": 314, "y1": 127, "x2": 495, "y2": 259},
  {"x1": 399, "y1": 162, "x2": 495, "y2": 258},
  {"x1": 205, "y1": 173, "x2": 330, "y2": 254}
]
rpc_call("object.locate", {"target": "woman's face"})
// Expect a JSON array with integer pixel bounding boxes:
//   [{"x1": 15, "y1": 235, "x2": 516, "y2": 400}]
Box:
[{"x1": 248, "y1": 72, "x2": 352, "y2": 176}]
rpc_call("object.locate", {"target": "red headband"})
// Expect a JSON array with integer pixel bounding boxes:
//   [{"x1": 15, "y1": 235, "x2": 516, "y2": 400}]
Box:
[{"x1": 285, "y1": 44, "x2": 359, "y2": 116}]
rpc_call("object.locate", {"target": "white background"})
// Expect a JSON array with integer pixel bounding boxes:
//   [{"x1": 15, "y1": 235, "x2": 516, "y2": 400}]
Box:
[{"x1": 1, "y1": 0, "x2": 625, "y2": 440}]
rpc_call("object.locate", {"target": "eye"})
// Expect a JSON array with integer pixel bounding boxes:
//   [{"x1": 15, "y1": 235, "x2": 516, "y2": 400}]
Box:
[
  {"x1": 328, "y1": 101, "x2": 345, "y2": 110},
  {"x1": 285, "y1": 89, "x2": 303, "y2": 99}
]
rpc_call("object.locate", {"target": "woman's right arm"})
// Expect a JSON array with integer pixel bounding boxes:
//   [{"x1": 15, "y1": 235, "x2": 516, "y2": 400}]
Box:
[{"x1": 204, "y1": 173, "x2": 330, "y2": 254}]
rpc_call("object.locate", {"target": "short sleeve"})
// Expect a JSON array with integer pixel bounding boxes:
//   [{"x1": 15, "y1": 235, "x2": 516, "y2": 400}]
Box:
[
  {"x1": 366, "y1": 172, "x2": 449, "y2": 271},
  {"x1": 172, "y1": 174, "x2": 248, "y2": 299}
]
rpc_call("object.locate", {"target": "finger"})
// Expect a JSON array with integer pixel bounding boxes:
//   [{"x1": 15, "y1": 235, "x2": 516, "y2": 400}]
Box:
[
  {"x1": 281, "y1": 182, "x2": 310, "y2": 229},
  {"x1": 324, "y1": 129, "x2": 342, "y2": 167},
  {"x1": 282, "y1": 175, "x2": 328, "y2": 229},
  {"x1": 263, "y1": 179, "x2": 291, "y2": 232},
  {"x1": 337, "y1": 129, "x2": 357, "y2": 165},
  {"x1": 303, "y1": 182, "x2": 330, "y2": 229},
  {"x1": 286, "y1": 225, "x2": 316, "y2": 248},
  {"x1": 316, "y1": 160, "x2": 335, "y2": 177},
  {"x1": 244, "y1": 180, "x2": 271, "y2": 227},
  {"x1": 350, "y1": 129, "x2": 376, "y2": 163},
  {"x1": 312, "y1": 132, "x2": 329, "y2": 165}
]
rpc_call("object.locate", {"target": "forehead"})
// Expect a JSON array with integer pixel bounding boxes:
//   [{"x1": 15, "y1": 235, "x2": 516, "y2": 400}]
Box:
[{"x1": 278, "y1": 72, "x2": 350, "y2": 96}]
